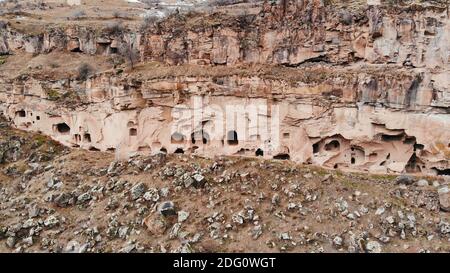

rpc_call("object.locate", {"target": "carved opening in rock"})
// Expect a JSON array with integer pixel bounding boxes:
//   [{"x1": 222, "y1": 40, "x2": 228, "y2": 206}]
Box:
[
  {"x1": 283, "y1": 133, "x2": 290, "y2": 139},
  {"x1": 89, "y1": 147, "x2": 100, "y2": 151},
  {"x1": 237, "y1": 148, "x2": 250, "y2": 155},
  {"x1": 382, "y1": 134, "x2": 404, "y2": 142},
  {"x1": 434, "y1": 168, "x2": 450, "y2": 176},
  {"x1": 16, "y1": 110, "x2": 26, "y2": 117},
  {"x1": 405, "y1": 153, "x2": 422, "y2": 173},
  {"x1": 138, "y1": 146, "x2": 151, "y2": 153},
  {"x1": 96, "y1": 42, "x2": 110, "y2": 55},
  {"x1": 404, "y1": 136, "x2": 416, "y2": 145},
  {"x1": 174, "y1": 148, "x2": 184, "y2": 154},
  {"x1": 56, "y1": 123, "x2": 70, "y2": 134},
  {"x1": 273, "y1": 154, "x2": 290, "y2": 160},
  {"x1": 313, "y1": 143, "x2": 320, "y2": 154},
  {"x1": 129, "y1": 128, "x2": 137, "y2": 136},
  {"x1": 325, "y1": 140, "x2": 340, "y2": 152},
  {"x1": 36, "y1": 116, "x2": 40, "y2": 121},
  {"x1": 414, "y1": 143, "x2": 424, "y2": 151},
  {"x1": 191, "y1": 130, "x2": 209, "y2": 145},
  {"x1": 255, "y1": 148, "x2": 264, "y2": 157},
  {"x1": 203, "y1": 133, "x2": 209, "y2": 144},
  {"x1": 334, "y1": 164, "x2": 338, "y2": 169},
  {"x1": 70, "y1": 46, "x2": 82, "y2": 53},
  {"x1": 127, "y1": 121, "x2": 135, "y2": 127},
  {"x1": 227, "y1": 130, "x2": 239, "y2": 145},
  {"x1": 30, "y1": 112, "x2": 33, "y2": 116},
  {"x1": 110, "y1": 47, "x2": 118, "y2": 54},
  {"x1": 171, "y1": 132, "x2": 185, "y2": 144},
  {"x1": 74, "y1": 134, "x2": 81, "y2": 142},
  {"x1": 160, "y1": 147, "x2": 167, "y2": 154},
  {"x1": 83, "y1": 133, "x2": 91, "y2": 143},
  {"x1": 350, "y1": 147, "x2": 365, "y2": 165}
]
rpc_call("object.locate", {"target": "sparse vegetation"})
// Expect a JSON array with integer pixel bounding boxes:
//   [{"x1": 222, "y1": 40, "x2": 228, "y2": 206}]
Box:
[
  {"x1": 120, "y1": 39, "x2": 139, "y2": 70},
  {"x1": 0, "y1": 55, "x2": 7, "y2": 66},
  {"x1": 45, "y1": 89, "x2": 61, "y2": 101},
  {"x1": 77, "y1": 63, "x2": 94, "y2": 81}
]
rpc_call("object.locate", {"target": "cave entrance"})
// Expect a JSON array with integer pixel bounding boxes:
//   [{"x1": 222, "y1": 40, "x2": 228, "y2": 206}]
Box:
[
  {"x1": 325, "y1": 140, "x2": 340, "y2": 152},
  {"x1": 70, "y1": 46, "x2": 82, "y2": 53},
  {"x1": 434, "y1": 168, "x2": 450, "y2": 176},
  {"x1": 350, "y1": 147, "x2": 365, "y2": 165},
  {"x1": 129, "y1": 128, "x2": 137, "y2": 136},
  {"x1": 83, "y1": 133, "x2": 91, "y2": 143},
  {"x1": 16, "y1": 110, "x2": 26, "y2": 117},
  {"x1": 313, "y1": 143, "x2": 320, "y2": 154},
  {"x1": 110, "y1": 47, "x2": 118, "y2": 54},
  {"x1": 273, "y1": 154, "x2": 290, "y2": 160},
  {"x1": 255, "y1": 148, "x2": 264, "y2": 157},
  {"x1": 171, "y1": 132, "x2": 185, "y2": 144},
  {"x1": 174, "y1": 148, "x2": 184, "y2": 154},
  {"x1": 56, "y1": 123, "x2": 71, "y2": 134},
  {"x1": 191, "y1": 130, "x2": 209, "y2": 145},
  {"x1": 405, "y1": 153, "x2": 422, "y2": 173},
  {"x1": 381, "y1": 134, "x2": 404, "y2": 142},
  {"x1": 96, "y1": 43, "x2": 110, "y2": 55},
  {"x1": 227, "y1": 130, "x2": 239, "y2": 145}
]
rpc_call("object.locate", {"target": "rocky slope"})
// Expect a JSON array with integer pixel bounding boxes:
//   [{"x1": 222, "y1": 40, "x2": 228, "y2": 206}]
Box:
[
  {"x1": 0, "y1": 1, "x2": 450, "y2": 253},
  {"x1": 1, "y1": 114, "x2": 450, "y2": 253}
]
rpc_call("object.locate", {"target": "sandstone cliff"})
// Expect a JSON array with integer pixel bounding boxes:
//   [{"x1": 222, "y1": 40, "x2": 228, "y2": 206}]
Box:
[{"x1": 0, "y1": 0, "x2": 449, "y2": 176}]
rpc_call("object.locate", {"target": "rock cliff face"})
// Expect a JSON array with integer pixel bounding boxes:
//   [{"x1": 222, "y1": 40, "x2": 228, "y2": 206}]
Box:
[{"x1": 0, "y1": 0, "x2": 449, "y2": 176}]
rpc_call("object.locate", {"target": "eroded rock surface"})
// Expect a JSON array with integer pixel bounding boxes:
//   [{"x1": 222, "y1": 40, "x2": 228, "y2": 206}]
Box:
[{"x1": 0, "y1": 0, "x2": 449, "y2": 176}]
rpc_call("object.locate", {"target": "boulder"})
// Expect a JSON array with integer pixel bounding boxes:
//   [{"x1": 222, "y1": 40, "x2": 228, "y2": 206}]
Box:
[
  {"x1": 158, "y1": 201, "x2": 176, "y2": 217},
  {"x1": 396, "y1": 175, "x2": 414, "y2": 185},
  {"x1": 438, "y1": 186, "x2": 450, "y2": 212}
]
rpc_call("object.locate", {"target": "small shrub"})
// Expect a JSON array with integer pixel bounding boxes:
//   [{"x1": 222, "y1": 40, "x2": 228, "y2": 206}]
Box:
[
  {"x1": 0, "y1": 56, "x2": 7, "y2": 66},
  {"x1": 46, "y1": 89, "x2": 61, "y2": 101},
  {"x1": 77, "y1": 63, "x2": 94, "y2": 81}
]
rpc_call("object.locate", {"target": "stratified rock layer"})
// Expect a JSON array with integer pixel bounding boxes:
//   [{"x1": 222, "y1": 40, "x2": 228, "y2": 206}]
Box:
[{"x1": 0, "y1": 0, "x2": 449, "y2": 175}]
